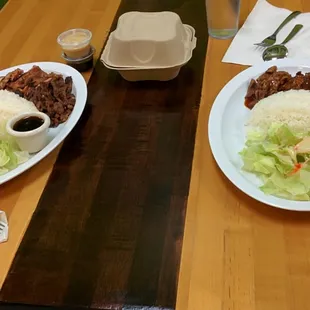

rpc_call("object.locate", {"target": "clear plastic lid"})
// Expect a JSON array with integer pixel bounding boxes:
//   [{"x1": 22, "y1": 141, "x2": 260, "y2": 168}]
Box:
[{"x1": 57, "y1": 28, "x2": 92, "y2": 48}]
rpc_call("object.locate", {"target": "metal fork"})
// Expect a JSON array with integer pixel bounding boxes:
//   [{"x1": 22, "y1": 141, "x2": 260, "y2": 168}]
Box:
[{"x1": 254, "y1": 10, "x2": 301, "y2": 48}]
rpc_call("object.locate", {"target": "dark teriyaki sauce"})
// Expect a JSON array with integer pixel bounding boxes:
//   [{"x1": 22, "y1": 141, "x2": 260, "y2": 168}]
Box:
[
  {"x1": 67, "y1": 56, "x2": 93, "y2": 72},
  {"x1": 13, "y1": 116, "x2": 44, "y2": 132}
]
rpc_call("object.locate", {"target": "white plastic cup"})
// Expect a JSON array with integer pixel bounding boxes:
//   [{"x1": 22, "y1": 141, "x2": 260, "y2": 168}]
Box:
[
  {"x1": 6, "y1": 112, "x2": 50, "y2": 154},
  {"x1": 57, "y1": 28, "x2": 92, "y2": 59}
]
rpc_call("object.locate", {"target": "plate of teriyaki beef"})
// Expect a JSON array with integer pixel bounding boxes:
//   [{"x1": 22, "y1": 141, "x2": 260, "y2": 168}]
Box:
[
  {"x1": 0, "y1": 62, "x2": 87, "y2": 185},
  {"x1": 208, "y1": 59, "x2": 310, "y2": 211}
]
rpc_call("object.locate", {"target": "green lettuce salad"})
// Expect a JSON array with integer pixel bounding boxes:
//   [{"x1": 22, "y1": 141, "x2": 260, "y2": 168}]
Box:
[
  {"x1": 240, "y1": 123, "x2": 310, "y2": 201},
  {"x1": 0, "y1": 137, "x2": 29, "y2": 176}
]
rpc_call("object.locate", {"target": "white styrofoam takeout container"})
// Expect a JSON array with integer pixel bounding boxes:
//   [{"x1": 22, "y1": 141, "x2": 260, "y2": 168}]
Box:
[
  {"x1": 104, "y1": 11, "x2": 189, "y2": 68},
  {"x1": 100, "y1": 15, "x2": 197, "y2": 82}
]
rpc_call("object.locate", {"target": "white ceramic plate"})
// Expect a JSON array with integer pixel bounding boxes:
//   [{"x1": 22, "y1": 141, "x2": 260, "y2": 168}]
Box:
[
  {"x1": 208, "y1": 59, "x2": 310, "y2": 211},
  {"x1": 0, "y1": 62, "x2": 87, "y2": 185}
]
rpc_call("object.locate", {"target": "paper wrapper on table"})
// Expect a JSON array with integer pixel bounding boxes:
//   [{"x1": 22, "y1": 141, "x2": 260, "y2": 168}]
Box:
[
  {"x1": 0, "y1": 210, "x2": 8, "y2": 243},
  {"x1": 222, "y1": 0, "x2": 310, "y2": 66}
]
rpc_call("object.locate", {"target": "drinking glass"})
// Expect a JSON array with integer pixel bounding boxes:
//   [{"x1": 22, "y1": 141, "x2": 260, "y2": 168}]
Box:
[{"x1": 206, "y1": 0, "x2": 241, "y2": 39}]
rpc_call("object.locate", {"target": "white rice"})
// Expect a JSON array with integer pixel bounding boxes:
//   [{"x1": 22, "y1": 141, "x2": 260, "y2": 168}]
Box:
[
  {"x1": 246, "y1": 89, "x2": 310, "y2": 133},
  {"x1": 0, "y1": 90, "x2": 38, "y2": 135}
]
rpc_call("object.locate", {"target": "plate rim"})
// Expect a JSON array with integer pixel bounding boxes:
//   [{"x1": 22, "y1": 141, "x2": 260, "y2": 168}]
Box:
[
  {"x1": 0, "y1": 61, "x2": 87, "y2": 185},
  {"x1": 208, "y1": 58, "x2": 310, "y2": 211}
]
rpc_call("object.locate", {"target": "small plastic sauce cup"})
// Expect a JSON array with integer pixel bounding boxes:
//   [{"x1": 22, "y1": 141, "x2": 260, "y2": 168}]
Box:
[
  {"x1": 62, "y1": 46, "x2": 96, "y2": 72},
  {"x1": 57, "y1": 29, "x2": 92, "y2": 59}
]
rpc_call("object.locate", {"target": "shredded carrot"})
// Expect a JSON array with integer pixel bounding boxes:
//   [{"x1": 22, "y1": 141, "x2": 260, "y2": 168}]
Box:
[{"x1": 288, "y1": 163, "x2": 302, "y2": 176}]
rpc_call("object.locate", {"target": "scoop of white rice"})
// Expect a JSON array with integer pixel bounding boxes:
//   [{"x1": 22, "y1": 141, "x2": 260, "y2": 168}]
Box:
[
  {"x1": 246, "y1": 89, "x2": 310, "y2": 133},
  {"x1": 0, "y1": 90, "x2": 38, "y2": 135}
]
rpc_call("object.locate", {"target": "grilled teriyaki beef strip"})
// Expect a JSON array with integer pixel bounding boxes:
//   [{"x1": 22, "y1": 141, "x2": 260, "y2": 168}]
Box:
[
  {"x1": 0, "y1": 66, "x2": 76, "y2": 127},
  {"x1": 245, "y1": 66, "x2": 310, "y2": 109}
]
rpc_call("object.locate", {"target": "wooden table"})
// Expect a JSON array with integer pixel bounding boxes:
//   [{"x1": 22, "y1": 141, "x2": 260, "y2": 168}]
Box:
[
  {"x1": 1, "y1": 0, "x2": 310, "y2": 309},
  {"x1": 0, "y1": 0, "x2": 121, "y2": 288}
]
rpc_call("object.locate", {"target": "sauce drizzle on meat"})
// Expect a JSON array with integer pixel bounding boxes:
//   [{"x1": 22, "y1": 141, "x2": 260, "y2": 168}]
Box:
[
  {"x1": 0, "y1": 66, "x2": 76, "y2": 127},
  {"x1": 245, "y1": 66, "x2": 310, "y2": 109}
]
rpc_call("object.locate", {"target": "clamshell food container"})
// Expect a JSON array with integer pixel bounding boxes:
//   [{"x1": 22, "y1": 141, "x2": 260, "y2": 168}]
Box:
[
  {"x1": 100, "y1": 11, "x2": 197, "y2": 81},
  {"x1": 103, "y1": 64, "x2": 187, "y2": 82},
  {"x1": 104, "y1": 11, "x2": 189, "y2": 68}
]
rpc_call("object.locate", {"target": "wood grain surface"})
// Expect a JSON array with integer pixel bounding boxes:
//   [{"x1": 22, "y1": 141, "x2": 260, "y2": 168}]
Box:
[
  {"x1": 0, "y1": 0, "x2": 208, "y2": 309},
  {"x1": 177, "y1": 1, "x2": 310, "y2": 310},
  {"x1": 2, "y1": 1, "x2": 310, "y2": 310},
  {"x1": 0, "y1": 0, "x2": 121, "y2": 289}
]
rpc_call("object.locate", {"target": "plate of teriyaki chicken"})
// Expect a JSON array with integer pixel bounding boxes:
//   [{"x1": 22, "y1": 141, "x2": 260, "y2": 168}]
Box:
[
  {"x1": 209, "y1": 59, "x2": 310, "y2": 211},
  {"x1": 0, "y1": 62, "x2": 87, "y2": 185}
]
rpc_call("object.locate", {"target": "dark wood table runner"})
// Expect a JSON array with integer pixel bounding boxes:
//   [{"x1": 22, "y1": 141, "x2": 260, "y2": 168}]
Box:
[{"x1": 0, "y1": 0, "x2": 207, "y2": 309}]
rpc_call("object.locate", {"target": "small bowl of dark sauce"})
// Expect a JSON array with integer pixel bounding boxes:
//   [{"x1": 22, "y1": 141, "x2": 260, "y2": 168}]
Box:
[
  {"x1": 6, "y1": 112, "x2": 50, "y2": 153},
  {"x1": 13, "y1": 116, "x2": 45, "y2": 132}
]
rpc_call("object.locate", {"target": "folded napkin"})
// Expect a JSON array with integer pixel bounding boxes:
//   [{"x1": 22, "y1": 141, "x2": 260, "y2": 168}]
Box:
[
  {"x1": 0, "y1": 211, "x2": 8, "y2": 243},
  {"x1": 222, "y1": 0, "x2": 310, "y2": 66}
]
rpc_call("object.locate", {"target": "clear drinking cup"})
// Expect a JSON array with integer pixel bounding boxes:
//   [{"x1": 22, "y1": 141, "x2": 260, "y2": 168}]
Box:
[{"x1": 206, "y1": 0, "x2": 241, "y2": 39}]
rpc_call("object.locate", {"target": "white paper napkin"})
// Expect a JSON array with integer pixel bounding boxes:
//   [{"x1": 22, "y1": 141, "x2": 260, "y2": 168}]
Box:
[
  {"x1": 222, "y1": 0, "x2": 310, "y2": 66},
  {"x1": 0, "y1": 210, "x2": 9, "y2": 243}
]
